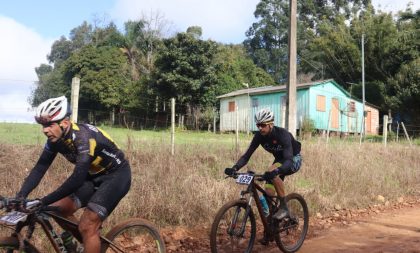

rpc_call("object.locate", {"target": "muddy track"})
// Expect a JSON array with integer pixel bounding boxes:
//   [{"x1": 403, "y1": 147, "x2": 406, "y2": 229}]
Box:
[{"x1": 162, "y1": 199, "x2": 420, "y2": 252}]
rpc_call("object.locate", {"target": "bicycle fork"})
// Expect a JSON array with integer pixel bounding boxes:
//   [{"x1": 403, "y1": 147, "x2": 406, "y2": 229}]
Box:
[{"x1": 227, "y1": 195, "x2": 253, "y2": 237}]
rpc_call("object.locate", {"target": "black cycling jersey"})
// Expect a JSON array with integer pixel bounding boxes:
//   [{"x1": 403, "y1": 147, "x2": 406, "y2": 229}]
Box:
[
  {"x1": 234, "y1": 126, "x2": 301, "y2": 171},
  {"x1": 18, "y1": 123, "x2": 128, "y2": 206}
]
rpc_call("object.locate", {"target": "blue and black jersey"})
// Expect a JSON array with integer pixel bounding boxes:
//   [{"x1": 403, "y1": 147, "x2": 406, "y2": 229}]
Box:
[{"x1": 234, "y1": 126, "x2": 301, "y2": 171}]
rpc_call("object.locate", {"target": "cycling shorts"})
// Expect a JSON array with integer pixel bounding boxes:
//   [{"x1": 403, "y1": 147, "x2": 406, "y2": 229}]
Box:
[
  {"x1": 267, "y1": 154, "x2": 302, "y2": 184},
  {"x1": 71, "y1": 162, "x2": 131, "y2": 220}
]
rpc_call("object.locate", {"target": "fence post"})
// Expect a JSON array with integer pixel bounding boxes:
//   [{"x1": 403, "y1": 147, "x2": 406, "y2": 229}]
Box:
[
  {"x1": 383, "y1": 115, "x2": 388, "y2": 147},
  {"x1": 213, "y1": 108, "x2": 216, "y2": 134},
  {"x1": 70, "y1": 77, "x2": 80, "y2": 123},
  {"x1": 326, "y1": 109, "x2": 332, "y2": 144},
  {"x1": 396, "y1": 122, "x2": 400, "y2": 142},
  {"x1": 401, "y1": 122, "x2": 412, "y2": 146},
  {"x1": 171, "y1": 98, "x2": 175, "y2": 155},
  {"x1": 359, "y1": 110, "x2": 365, "y2": 145},
  {"x1": 235, "y1": 105, "x2": 239, "y2": 158}
]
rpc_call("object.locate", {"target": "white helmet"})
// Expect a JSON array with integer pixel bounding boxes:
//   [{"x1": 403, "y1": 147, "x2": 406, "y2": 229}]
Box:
[
  {"x1": 35, "y1": 96, "x2": 71, "y2": 124},
  {"x1": 255, "y1": 108, "x2": 274, "y2": 124}
]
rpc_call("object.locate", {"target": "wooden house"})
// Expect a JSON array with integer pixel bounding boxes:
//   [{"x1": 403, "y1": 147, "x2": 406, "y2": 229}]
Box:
[{"x1": 217, "y1": 79, "x2": 379, "y2": 135}]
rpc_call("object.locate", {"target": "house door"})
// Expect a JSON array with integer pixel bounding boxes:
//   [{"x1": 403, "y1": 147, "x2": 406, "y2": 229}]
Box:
[
  {"x1": 331, "y1": 98, "x2": 339, "y2": 129},
  {"x1": 366, "y1": 110, "x2": 372, "y2": 133}
]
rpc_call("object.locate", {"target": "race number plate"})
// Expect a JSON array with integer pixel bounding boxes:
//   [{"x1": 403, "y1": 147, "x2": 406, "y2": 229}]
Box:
[
  {"x1": 236, "y1": 174, "x2": 254, "y2": 185},
  {"x1": 0, "y1": 211, "x2": 28, "y2": 225}
]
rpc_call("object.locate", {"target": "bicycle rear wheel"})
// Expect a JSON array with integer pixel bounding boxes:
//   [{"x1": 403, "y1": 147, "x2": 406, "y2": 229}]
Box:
[
  {"x1": 274, "y1": 193, "x2": 309, "y2": 253},
  {"x1": 210, "y1": 200, "x2": 256, "y2": 253},
  {"x1": 0, "y1": 237, "x2": 40, "y2": 253},
  {"x1": 101, "y1": 218, "x2": 165, "y2": 253}
]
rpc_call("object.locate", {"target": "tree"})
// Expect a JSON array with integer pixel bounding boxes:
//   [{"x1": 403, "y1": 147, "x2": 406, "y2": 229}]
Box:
[
  {"x1": 30, "y1": 64, "x2": 66, "y2": 106},
  {"x1": 153, "y1": 31, "x2": 219, "y2": 109},
  {"x1": 121, "y1": 16, "x2": 166, "y2": 81},
  {"x1": 47, "y1": 36, "x2": 73, "y2": 66},
  {"x1": 214, "y1": 44, "x2": 274, "y2": 96},
  {"x1": 186, "y1": 26, "x2": 202, "y2": 39},
  {"x1": 62, "y1": 45, "x2": 133, "y2": 111},
  {"x1": 244, "y1": 0, "x2": 289, "y2": 83},
  {"x1": 245, "y1": 0, "x2": 371, "y2": 83}
]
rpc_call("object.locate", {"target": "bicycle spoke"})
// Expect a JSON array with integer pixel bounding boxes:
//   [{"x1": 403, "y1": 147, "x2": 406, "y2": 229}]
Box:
[
  {"x1": 274, "y1": 194, "x2": 308, "y2": 253},
  {"x1": 104, "y1": 225, "x2": 163, "y2": 253},
  {"x1": 210, "y1": 200, "x2": 256, "y2": 253}
]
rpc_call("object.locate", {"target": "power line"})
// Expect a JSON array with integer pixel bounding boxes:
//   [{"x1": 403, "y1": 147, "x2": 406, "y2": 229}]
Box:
[{"x1": 0, "y1": 78, "x2": 38, "y2": 83}]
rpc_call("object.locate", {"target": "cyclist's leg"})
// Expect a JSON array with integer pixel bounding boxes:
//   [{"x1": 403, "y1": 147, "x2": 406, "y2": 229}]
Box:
[
  {"x1": 51, "y1": 181, "x2": 95, "y2": 239},
  {"x1": 79, "y1": 208, "x2": 102, "y2": 253},
  {"x1": 270, "y1": 160, "x2": 300, "y2": 220},
  {"x1": 79, "y1": 164, "x2": 131, "y2": 251},
  {"x1": 265, "y1": 160, "x2": 289, "y2": 198}
]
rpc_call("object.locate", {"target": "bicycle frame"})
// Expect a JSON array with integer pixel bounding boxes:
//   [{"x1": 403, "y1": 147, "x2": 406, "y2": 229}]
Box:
[
  {"x1": 236, "y1": 175, "x2": 279, "y2": 239},
  {"x1": 4, "y1": 209, "x2": 117, "y2": 253}
]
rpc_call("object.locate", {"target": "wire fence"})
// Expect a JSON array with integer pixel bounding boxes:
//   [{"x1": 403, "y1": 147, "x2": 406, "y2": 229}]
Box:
[{"x1": 77, "y1": 108, "x2": 218, "y2": 132}]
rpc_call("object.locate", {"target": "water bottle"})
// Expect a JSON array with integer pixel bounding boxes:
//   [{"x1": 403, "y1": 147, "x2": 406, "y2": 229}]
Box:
[
  {"x1": 61, "y1": 231, "x2": 77, "y2": 252},
  {"x1": 259, "y1": 195, "x2": 270, "y2": 217}
]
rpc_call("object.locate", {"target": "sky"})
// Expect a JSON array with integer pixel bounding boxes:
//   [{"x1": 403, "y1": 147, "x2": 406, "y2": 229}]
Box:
[{"x1": 0, "y1": 0, "x2": 418, "y2": 123}]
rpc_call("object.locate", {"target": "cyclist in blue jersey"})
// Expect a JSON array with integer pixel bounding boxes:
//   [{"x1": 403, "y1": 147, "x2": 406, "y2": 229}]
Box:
[{"x1": 16, "y1": 96, "x2": 131, "y2": 253}]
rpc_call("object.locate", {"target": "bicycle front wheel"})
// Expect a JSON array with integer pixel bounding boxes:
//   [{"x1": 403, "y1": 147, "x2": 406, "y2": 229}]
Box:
[
  {"x1": 101, "y1": 218, "x2": 165, "y2": 253},
  {"x1": 274, "y1": 193, "x2": 309, "y2": 253},
  {"x1": 0, "y1": 237, "x2": 40, "y2": 253},
  {"x1": 210, "y1": 200, "x2": 256, "y2": 253}
]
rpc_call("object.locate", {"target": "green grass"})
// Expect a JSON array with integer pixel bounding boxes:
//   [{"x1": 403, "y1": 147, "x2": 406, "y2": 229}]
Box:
[{"x1": 0, "y1": 123, "x2": 253, "y2": 147}]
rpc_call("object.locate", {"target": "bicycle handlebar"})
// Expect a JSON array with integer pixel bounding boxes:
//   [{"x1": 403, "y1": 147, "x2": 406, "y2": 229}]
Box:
[{"x1": 0, "y1": 196, "x2": 43, "y2": 213}]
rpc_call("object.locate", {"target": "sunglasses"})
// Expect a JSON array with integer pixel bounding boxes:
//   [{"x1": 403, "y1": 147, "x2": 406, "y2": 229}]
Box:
[{"x1": 256, "y1": 123, "x2": 269, "y2": 128}]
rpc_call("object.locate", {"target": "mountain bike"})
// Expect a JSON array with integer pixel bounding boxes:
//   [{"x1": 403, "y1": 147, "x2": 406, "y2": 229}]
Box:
[
  {"x1": 210, "y1": 171, "x2": 308, "y2": 253},
  {"x1": 0, "y1": 196, "x2": 166, "y2": 253}
]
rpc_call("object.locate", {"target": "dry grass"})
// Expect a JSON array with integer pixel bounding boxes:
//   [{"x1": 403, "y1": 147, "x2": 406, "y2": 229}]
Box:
[{"x1": 1, "y1": 138, "x2": 419, "y2": 232}]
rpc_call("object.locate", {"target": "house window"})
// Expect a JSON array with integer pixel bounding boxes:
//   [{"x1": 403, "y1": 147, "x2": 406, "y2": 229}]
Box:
[
  {"x1": 348, "y1": 101, "x2": 355, "y2": 112},
  {"x1": 316, "y1": 95, "x2": 326, "y2": 112},
  {"x1": 252, "y1": 98, "x2": 259, "y2": 107},
  {"x1": 228, "y1": 101, "x2": 236, "y2": 112}
]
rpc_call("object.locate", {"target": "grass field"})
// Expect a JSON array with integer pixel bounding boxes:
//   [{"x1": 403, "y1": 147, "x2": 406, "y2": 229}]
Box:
[
  {"x1": 0, "y1": 122, "x2": 252, "y2": 147},
  {"x1": 0, "y1": 122, "x2": 419, "y2": 231}
]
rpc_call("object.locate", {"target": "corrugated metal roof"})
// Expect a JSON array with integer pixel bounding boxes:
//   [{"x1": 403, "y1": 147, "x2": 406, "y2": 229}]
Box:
[{"x1": 217, "y1": 79, "x2": 334, "y2": 99}]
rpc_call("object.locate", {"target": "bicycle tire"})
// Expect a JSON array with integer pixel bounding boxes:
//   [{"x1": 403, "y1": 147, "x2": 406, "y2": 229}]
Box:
[
  {"x1": 101, "y1": 218, "x2": 165, "y2": 253},
  {"x1": 210, "y1": 199, "x2": 256, "y2": 253},
  {"x1": 274, "y1": 193, "x2": 309, "y2": 253},
  {"x1": 0, "y1": 237, "x2": 40, "y2": 253}
]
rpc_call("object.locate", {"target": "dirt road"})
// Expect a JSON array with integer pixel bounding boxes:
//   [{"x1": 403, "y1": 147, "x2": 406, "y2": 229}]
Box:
[
  {"x1": 268, "y1": 202, "x2": 420, "y2": 253},
  {"x1": 163, "y1": 200, "x2": 420, "y2": 252}
]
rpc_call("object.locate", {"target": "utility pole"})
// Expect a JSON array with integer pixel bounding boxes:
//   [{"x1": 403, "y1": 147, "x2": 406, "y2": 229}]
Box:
[
  {"x1": 70, "y1": 77, "x2": 80, "y2": 123},
  {"x1": 286, "y1": 0, "x2": 297, "y2": 137},
  {"x1": 359, "y1": 34, "x2": 365, "y2": 145}
]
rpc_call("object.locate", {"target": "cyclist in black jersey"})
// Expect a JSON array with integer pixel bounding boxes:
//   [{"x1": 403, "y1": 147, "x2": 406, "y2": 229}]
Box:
[
  {"x1": 16, "y1": 96, "x2": 131, "y2": 253},
  {"x1": 225, "y1": 108, "x2": 302, "y2": 244}
]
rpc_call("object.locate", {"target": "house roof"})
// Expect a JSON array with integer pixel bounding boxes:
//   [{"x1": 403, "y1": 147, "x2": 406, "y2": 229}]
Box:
[
  {"x1": 216, "y1": 79, "x2": 337, "y2": 99},
  {"x1": 217, "y1": 78, "x2": 380, "y2": 110}
]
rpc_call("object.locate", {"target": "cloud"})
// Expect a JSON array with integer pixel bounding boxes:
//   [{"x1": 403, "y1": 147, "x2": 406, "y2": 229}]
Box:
[
  {"x1": 111, "y1": 0, "x2": 260, "y2": 44},
  {"x1": 0, "y1": 16, "x2": 53, "y2": 80},
  {"x1": 0, "y1": 15, "x2": 53, "y2": 122}
]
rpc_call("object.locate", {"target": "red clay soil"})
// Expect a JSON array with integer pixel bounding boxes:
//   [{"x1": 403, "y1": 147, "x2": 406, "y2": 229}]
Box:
[{"x1": 161, "y1": 199, "x2": 420, "y2": 252}]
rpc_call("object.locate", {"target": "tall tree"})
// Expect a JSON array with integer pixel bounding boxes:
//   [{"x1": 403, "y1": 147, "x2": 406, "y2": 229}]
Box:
[
  {"x1": 245, "y1": 0, "x2": 371, "y2": 83},
  {"x1": 153, "y1": 31, "x2": 218, "y2": 109},
  {"x1": 62, "y1": 45, "x2": 132, "y2": 111},
  {"x1": 214, "y1": 44, "x2": 274, "y2": 96},
  {"x1": 244, "y1": 0, "x2": 289, "y2": 83}
]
